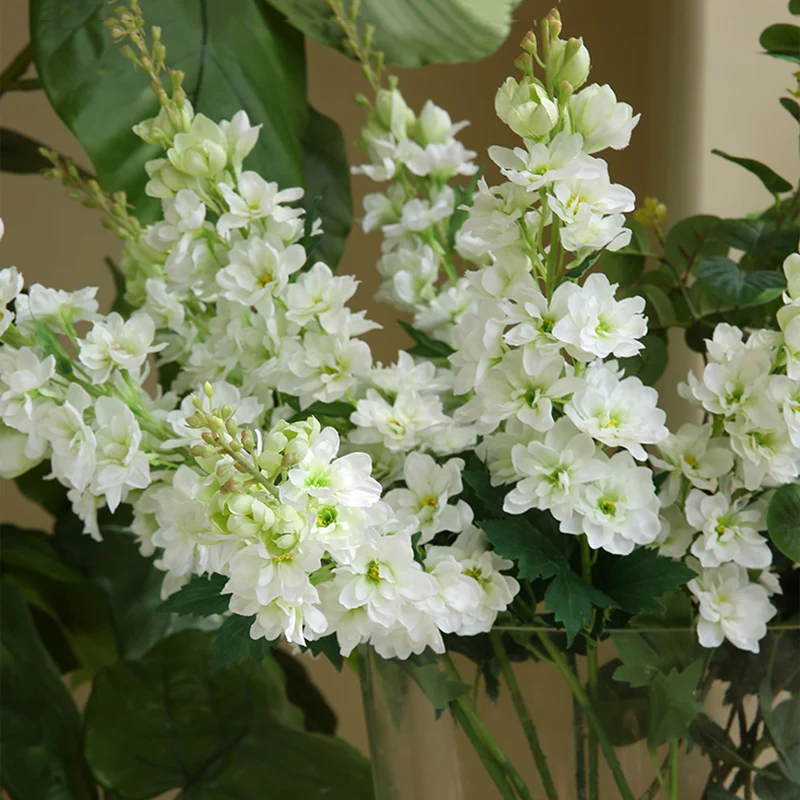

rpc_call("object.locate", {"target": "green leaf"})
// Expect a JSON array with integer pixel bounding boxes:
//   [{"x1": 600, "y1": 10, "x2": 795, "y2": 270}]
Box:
[
  {"x1": 594, "y1": 659, "x2": 649, "y2": 746},
  {"x1": 213, "y1": 613, "x2": 278, "y2": 670},
  {"x1": 705, "y1": 787, "x2": 742, "y2": 800},
  {"x1": 792, "y1": 0, "x2": 800, "y2": 15},
  {"x1": 306, "y1": 634, "x2": 345, "y2": 671},
  {"x1": 696, "y1": 256, "x2": 787, "y2": 306},
  {"x1": 767, "y1": 483, "x2": 800, "y2": 561},
  {"x1": 754, "y1": 773, "x2": 800, "y2": 800},
  {"x1": 447, "y1": 167, "x2": 482, "y2": 251},
  {"x1": 544, "y1": 570, "x2": 615, "y2": 646},
  {"x1": 264, "y1": 0, "x2": 523, "y2": 67},
  {"x1": 715, "y1": 218, "x2": 800, "y2": 263},
  {"x1": 647, "y1": 660, "x2": 703, "y2": 748},
  {"x1": 0, "y1": 581, "x2": 97, "y2": 800},
  {"x1": 617, "y1": 334, "x2": 668, "y2": 386},
  {"x1": 299, "y1": 400, "x2": 355, "y2": 420},
  {"x1": 711, "y1": 149, "x2": 793, "y2": 195},
  {"x1": 780, "y1": 96, "x2": 800, "y2": 122},
  {"x1": 0, "y1": 128, "x2": 51, "y2": 174},
  {"x1": 410, "y1": 662, "x2": 471, "y2": 717},
  {"x1": 398, "y1": 320, "x2": 455, "y2": 358},
  {"x1": 0, "y1": 525, "x2": 83, "y2": 584},
  {"x1": 477, "y1": 515, "x2": 571, "y2": 583},
  {"x1": 84, "y1": 630, "x2": 372, "y2": 799},
  {"x1": 160, "y1": 573, "x2": 230, "y2": 616},
  {"x1": 595, "y1": 549, "x2": 696, "y2": 614},
  {"x1": 272, "y1": 649, "x2": 338, "y2": 735},
  {"x1": 639, "y1": 284, "x2": 676, "y2": 329},
  {"x1": 565, "y1": 248, "x2": 606, "y2": 281},
  {"x1": 13, "y1": 461, "x2": 69, "y2": 518},
  {"x1": 761, "y1": 23, "x2": 800, "y2": 64},
  {"x1": 31, "y1": 0, "x2": 351, "y2": 265},
  {"x1": 663, "y1": 214, "x2": 726, "y2": 275}
]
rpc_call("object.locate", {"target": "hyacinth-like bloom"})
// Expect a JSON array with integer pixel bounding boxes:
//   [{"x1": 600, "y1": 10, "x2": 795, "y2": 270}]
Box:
[{"x1": 2, "y1": 11, "x2": 797, "y2": 661}]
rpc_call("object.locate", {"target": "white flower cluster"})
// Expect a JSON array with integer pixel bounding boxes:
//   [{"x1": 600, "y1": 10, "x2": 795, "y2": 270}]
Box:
[
  {"x1": 649, "y1": 254, "x2": 800, "y2": 652},
  {"x1": 354, "y1": 88, "x2": 478, "y2": 347},
  {"x1": 0, "y1": 95, "x2": 517, "y2": 658}
]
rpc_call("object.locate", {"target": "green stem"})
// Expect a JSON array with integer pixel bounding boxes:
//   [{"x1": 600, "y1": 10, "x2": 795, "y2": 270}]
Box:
[
  {"x1": 449, "y1": 702, "x2": 517, "y2": 800},
  {"x1": 669, "y1": 740, "x2": 679, "y2": 800},
  {"x1": 531, "y1": 632, "x2": 636, "y2": 800},
  {"x1": 0, "y1": 43, "x2": 34, "y2": 97},
  {"x1": 580, "y1": 538, "x2": 600, "y2": 800},
  {"x1": 491, "y1": 631, "x2": 558, "y2": 800},
  {"x1": 442, "y1": 654, "x2": 533, "y2": 800},
  {"x1": 567, "y1": 649, "x2": 588, "y2": 800}
]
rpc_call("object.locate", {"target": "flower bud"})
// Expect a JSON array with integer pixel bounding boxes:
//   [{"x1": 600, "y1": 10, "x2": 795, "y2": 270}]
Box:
[
  {"x1": 495, "y1": 77, "x2": 559, "y2": 139},
  {"x1": 374, "y1": 88, "x2": 415, "y2": 140},
  {"x1": 412, "y1": 100, "x2": 452, "y2": 145},
  {"x1": 548, "y1": 37, "x2": 591, "y2": 91}
]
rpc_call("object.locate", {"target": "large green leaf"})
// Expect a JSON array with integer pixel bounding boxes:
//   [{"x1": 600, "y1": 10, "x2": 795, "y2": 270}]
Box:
[
  {"x1": 695, "y1": 256, "x2": 786, "y2": 307},
  {"x1": 663, "y1": 214, "x2": 726, "y2": 275},
  {"x1": 84, "y1": 630, "x2": 373, "y2": 799},
  {"x1": 647, "y1": 660, "x2": 703, "y2": 748},
  {"x1": 543, "y1": 569, "x2": 615, "y2": 646},
  {"x1": 594, "y1": 549, "x2": 696, "y2": 614},
  {"x1": 31, "y1": 0, "x2": 351, "y2": 265},
  {"x1": 265, "y1": 0, "x2": 522, "y2": 67},
  {"x1": 761, "y1": 23, "x2": 800, "y2": 64},
  {"x1": 617, "y1": 333, "x2": 668, "y2": 386},
  {"x1": 711, "y1": 149, "x2": 793, "y2": 195},
  {"x1": 0, "y1": 581, "x2": 97, "y2": 800},
  {"x1": 594, "y1": 659, "x2": 649, "y2": 746},
  {"x1": 767, "y1": 483, "x2": 800, "y2": 562}
]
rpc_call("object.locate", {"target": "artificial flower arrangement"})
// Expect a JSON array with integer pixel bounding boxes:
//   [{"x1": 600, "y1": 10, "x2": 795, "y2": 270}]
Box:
[{"x1": 1, "y1": 1, "x2": 799, "y2": 799}]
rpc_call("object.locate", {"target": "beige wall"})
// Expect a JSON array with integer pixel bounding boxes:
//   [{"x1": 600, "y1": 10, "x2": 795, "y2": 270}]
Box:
[{"x1": 1, "y1": 1, "x2": 795, "y2": 797}]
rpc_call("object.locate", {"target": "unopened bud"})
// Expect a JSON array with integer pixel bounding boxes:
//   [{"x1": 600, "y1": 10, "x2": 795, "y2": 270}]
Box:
[
  {"x1": 191, "y1": 395, "x2": 204, "y2": 411},
  {"x1": 495, "y1": 76, "x2": 558, "y2": 138},
  {"x1": 225, "y1": 417, "x2": 238, "y2": 437},
  {"x1": 203, "y1": 381, "x2": 214, "y2": 399},
  {"x1": 219, "y1": 404, "x2": 235, "y2": 420},
  {"x1": 514, "y1": 53, "x2": 534, "y2": 76},
  {"x1": 521, "y1": 31, "x2": 538, "y2": 57},
  {"x1": 201, "y1": 430, "x2": 215, "y2": 444},
  {"x1": 241, "y1": 428, "x2": 254, "y2": 450}
]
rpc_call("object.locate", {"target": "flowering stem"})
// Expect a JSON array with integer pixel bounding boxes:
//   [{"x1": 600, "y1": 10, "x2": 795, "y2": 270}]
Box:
[
  {"x1": 580, "y1": 537, "x2": 600, "y2": 800},
  {"x1": 567, "y1": 649, "x2": 588, "y2": 800},
  {"x1": 669, "y1": 739, "x2": 679, "y2": 799},
  {"x1": 441, "y1": 654, "x2": 533, "y2": 800},
  {"x1": 490, "y1": 631, "x2": 558, "y2": 800},
  {"x1": 531, "y1": 632, "x2": 635, "y2": 800}
]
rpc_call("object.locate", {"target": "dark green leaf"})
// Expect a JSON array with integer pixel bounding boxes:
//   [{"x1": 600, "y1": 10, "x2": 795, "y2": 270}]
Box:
[
  {"x1": 595, "y1": 549, "x2": 696, "y2": 614},
  {"x1": 594, "y1": 659, "x2": 649, "y2": 746},
  {"x1": 711, "y1": 149, "x2": 793, "y2": 194},
  {"x1": 447, "y1": 167, "x2": 482, "y2": 252},
  {"x1": 477, "y1": 515, "x2": 571, "y2": 583},
  {"x1": 160, "y1": 573, "x2": 229, "y2": 616},
  {"x1": 301, "y1": 108, "x2": 352, "y2": 266},
  {"x1": 0, "y1": 581, "x2": 97, "y2": 800},
  {"x1": 84, "y1": 630, "x2": 372, "y2": 799},
  {"x1": 461, "y1": 455, "x2": 508, "y2": 517},
  {"x1": 263, "y1": 0, "x2": 522, "y2": 67},
  {"x1": 761, "y1": 23, "x2": 800, "y2": 64},
  {"x1": 13, "y1": 462, "x2": 69, "y2": 517},
  {"x1": 792, "y1": 0, "x2": 800, "y2": 16},
  {"x1": 716, "y1": 218, "x2": 800, "y2": 263},
  {"x1": 767, "y1": 483, "x2": 800, "y2": 561},
  {"x1": 617, "y1": 334, "x2": 668, "y2": 386},
  {"x1": 272, "y1": 649, "x2": 338, "y2": 735},
  {"x1": 0, "y1": 128, "x2": 51, "y2": 174},
  {"x1": 599, "y1": 251, "x2": 646, "y2": 290},
  {"x1": 647, "y1": 660, "x2": 703, "y2": 748},
  {"x1": 306, "y1": 634, "x2": 344, "y2": 671},
  {"x1": 754, "y1": 772, "x2": 800, "y2": 800},
  {"x1": 663, "y1": 214, "x2": 726, "y2": 275},
  {"x1": 410, "y1": 662, "x2": 471, "y2": 717},
  {"x1": 565, "y1": 248, "x2": 605, "y2": 281},
  {"x1": 705, "y1": 787, "x2": 741, "y2": 800},
  {"x1": 398, "y1": 320, "x2": 454, "y2": 358},
  {"x1": 0, "y1": 525, "x2": 83, "y2": 584},
  {"x1": 300, "y1": 400, "x2": 355, "y2": 420},
  {"x1": 640, "y1": 284, "x2": 676, "y2": 328},
  {"x1": 696, "y1": 256, "x2": 787, "y2": 306},
  {"x1": 212, "y1": 613, "x2": 278, "y2": 670},
  {"x1": 544, "y1": 570, "x2": 615, "y2": 646},
  {"x1": 31, "y1": 0, "x2": 350, "y2": 265},
  {"x1": 781, "y1": 96, "x2": 800, "y2": 122}
]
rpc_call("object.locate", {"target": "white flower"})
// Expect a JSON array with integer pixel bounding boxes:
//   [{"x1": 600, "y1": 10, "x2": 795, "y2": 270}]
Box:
[
  {"x1": 404, "y1": 140, "x2": 477, "y2": 180},
  {"x1": 413, "y1": 278, "x2": 475, "y2": 345},
  {"x1": 79, "y1": 311, "x2": 164, "y2": 383},
  {"x1": 219, "y1": 110, "x2": 261, "y2": 172},
  {"x1": 385, "y1": 453, "x2": 466, "y2": 543},
  {"x1": 14, "y1": 285, "x2": 98, "y2": 335},
  {"x1": 145, "y1": 189, "x2": 206, "y2": 259},
  {"x1": 383, "y1": 186, "x2": 455, "y2": 238},
  {"x1": 685, "y1": 490, "x2": 771, "y2": 569},
  {"x1": 216, "y1": 236, "x2": 306, "y2": 306},
  {"x1": 369, "y1": 351, "x2": 452, "y2": 398},
  {"x1": 284, "y1": 263, "x2": 358, "y2": 328},
  {"x1": 495, "y1": 76, "x2": 559, "y2": 139},
  {"x1": 562, "y1": 451, "x2": 661, "y2": 555},
  {"x1": 90, "y1": 396, "x2": 151, "y2": 511},
  {"x1": 689, "y1": 562, "x2": 776, "y2": 653},
  {"x1": 362, "y1": 185, "x2": 405, "y2": 233},
  {"x1": 335, "y1": 532, "x2": 437, "y2": 627},
  {"x1": 550, "y1": 162, "x2": 636, "y2": 222},
  {"x1": 654, "y1": 503, "x2": 695, "y2": 558},
  {"x1": 551, "y1": 273, "x2": 646, "y2": 361},
  {"x1": 460, "y1": 351, "x2": 580, "y2": 435},
  {"x1": 38, "y1": 384, "x2": 96, "y2": 492},
  {"x1": 783, "y1": 251, "x2": 800, "y2": 300},
  {"x1": 217, "y1": 171, "x2": 304, "y2": 234},
  {"x1": 503, "y1": 417, "x2": 604, "y2": 518},
  {"x1": 650, "y1": 423, "x2": 734, "y2": 505},
  {"x1": 570, "y1": 84, "x2": 640, "y2": 153},
  {"x1": 778, "y1": 304, "x2": 800, "y2": 380},
  {"x1": 412, "y1": 99, "x2": 468, "y2": 145},
  {"x1": 0, "y1": 266, "x2": 24, "y2": 336},
  {"x1": 285, "y1": 427, "x2": 382, "y2": 508},
  {"x1": 0, "y1": 421, "x2": 43, "y2": 478},
  {"x1": 559, "y1": 207, "x2": 632, "y2": 255},
  {"x1": 350, "y1": 388, "x2": 450, "y2": 452},
  {"x1": 488, "y1": 132, "x2": 586, "y2": 192},
  {"x1": 167, "y1": 114, "x2": 228, "y2": 178},
  {"x1": 0, "y1": 346, "x2": 55, "y2": 434},
  {"x1": 565, "y1": 364, "x2": 668, "y2": 460}
]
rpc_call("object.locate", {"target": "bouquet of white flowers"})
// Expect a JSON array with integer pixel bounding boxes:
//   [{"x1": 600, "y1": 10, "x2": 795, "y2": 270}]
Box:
[{"x1": 2, "y1": 2, "x2": 799, "y2": 799}]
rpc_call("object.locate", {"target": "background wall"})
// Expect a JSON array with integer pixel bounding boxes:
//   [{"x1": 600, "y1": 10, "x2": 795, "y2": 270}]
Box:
[{"x1": 1, "y1": 0, "x2": 796, "y2": 797}]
